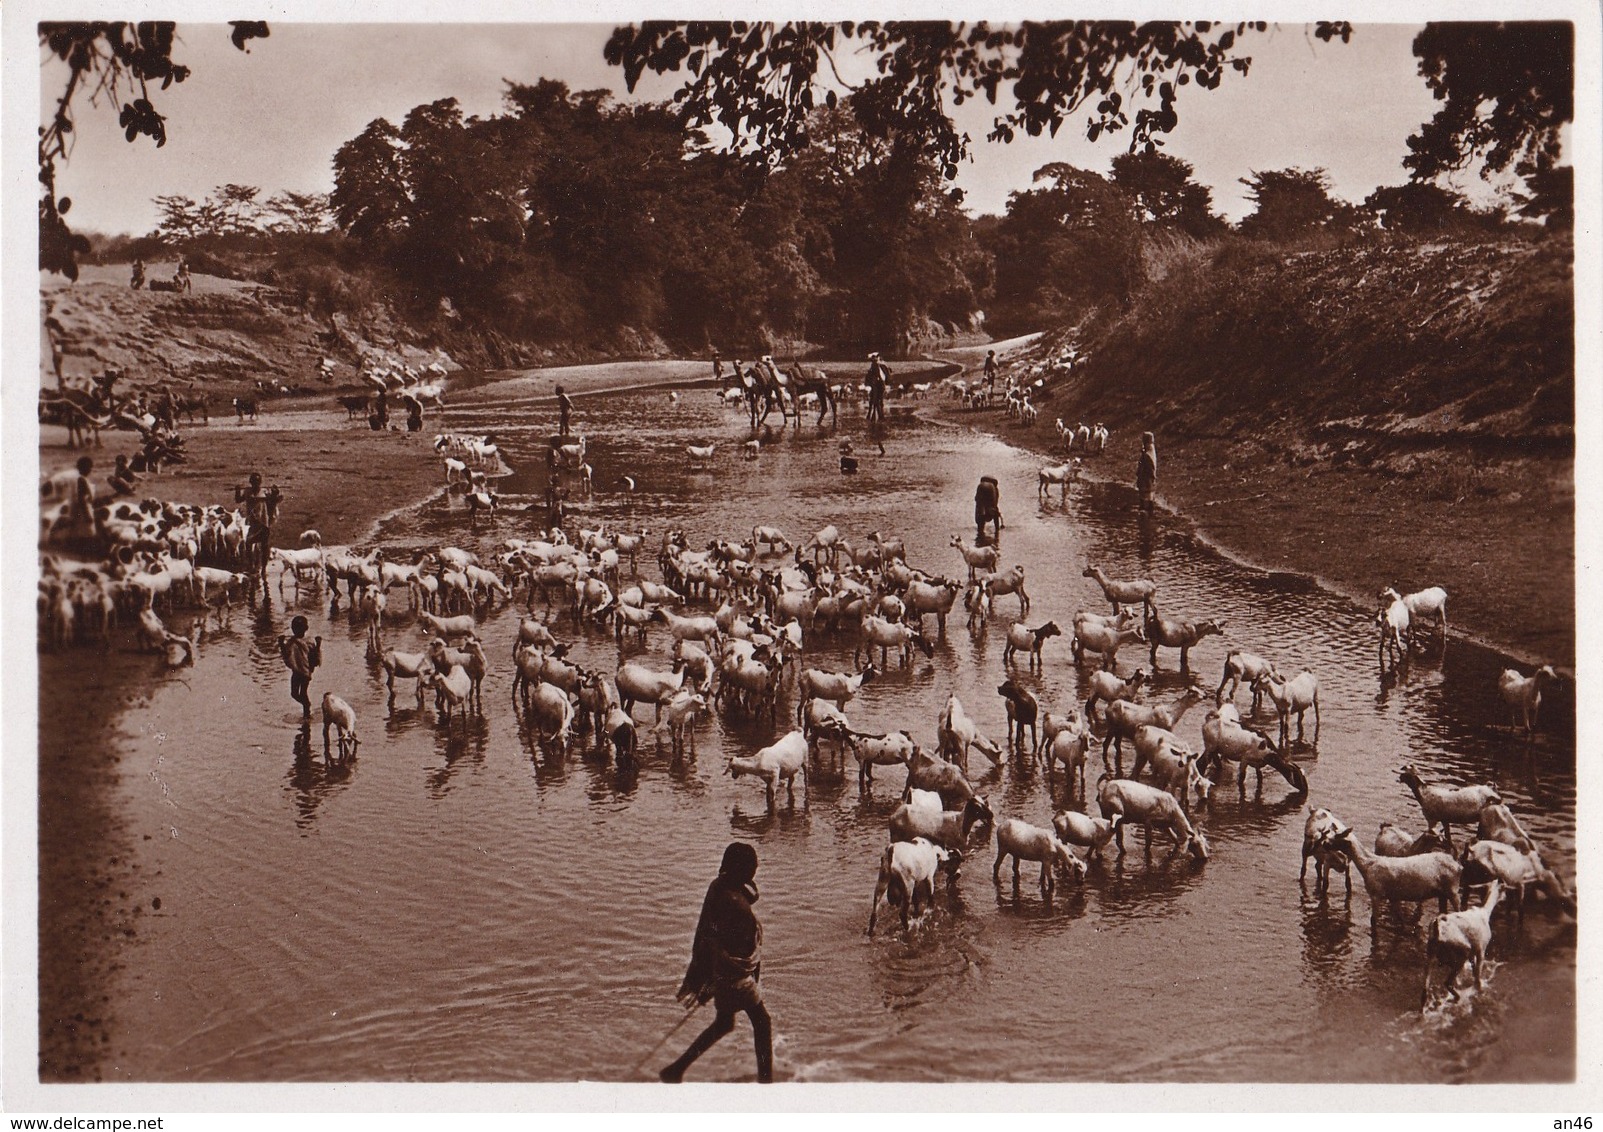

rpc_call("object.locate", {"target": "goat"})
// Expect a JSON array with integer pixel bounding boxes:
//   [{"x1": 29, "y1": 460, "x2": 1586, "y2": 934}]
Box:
[
  {"x1": 904, "y1": 578, "x2": 963, "y2": 637},
  {"x1": 996, "y1": 678, "x2": 1039, "y2": 753},
  {"x1": 1398, "y1": 763, "x2": 1501, "y2": 849},
  {"x1": 726, "y1": 730, "x2": 808, "y2": 807},
  {"x1": 1477, "y1": 803, "x2": 1536, "y2": 855},
  {"x1": 1052, "y1": 810, "x2": 1119, "y2": 857},
  {"x1": 422, "y1": 664, "x2": 476, "y2": 730},
  {"x1": 867, "y1": 838, "x2": 961, "y2": 936},
  {"x1": 1128, "y1": 726, "x2": 1214, "y2": 811},
  {"x1": 1253, "y1": 670, "x2": 1321, "y2": 750},
  {"x1": 856, "y1": 614, "x2": 934, "y2": 669},
  {"x1": 1497, "y1": 665, "x2": 1560, "y2": 734},
  {"x1": 1097, "y1": 777, "x2": 1210, "y2": 860},
  {"x1": 949, "y1": 534, "x2": 1000, "y2": 581},
  {"x1": 1083, "y1": 563, "x2": 1156, "y2": 616},
  {"x1": 1198, "y1": 706, "x2": 1307, "y2": 796},
  {"x1": 1378, "y1": 593, "x2": 1411, "y2": 669},
  {"x1": 1085, "y1": 667, "x2": 1146, "y2": 721},
  {"x1": 902, "y1": 745, "x2": 989, "y2": 814},
  {"x1": 1002, "y1": 620, "x2": 1060, "y2": 669},
  {"x1": 1300, "y1": 807, "x2": 1352, "y2": 897},
  {"x1": 320, "y1": 693, "x2": 359, "y2": 759},
  {"x1": 848, "y1": 729, "x2": 917, "y2": 792},
  {"x1": 1073, "y1": 617, "x2": 1146, "y2": 672},
  {"x1": 650, "y1": 608, "x2": 723, "y2": 654},
  {"x1": 380, "y1": 648, "x2": 436, "y2": 707},
  {"x1": 802, "y1": 524, "x2": 843, "y2": 568},
  {"x1": 1375, "y1": 822, "x2": 1452, "y2": 858},
  {"x1": 889, "y1": 794, "x2": 992, "y2": 851},
  {"x1": 1460, "y1": 840, "x2": 1575, "y2": 921},
  {"x1": 661, "y1": 689, "x2": 708, "y2": 760},
  {"x1": 1037, "y1": 461, "x2": 1081, "y2": 500},
  {"x1": 615, "y1": 661, "x2": 686, "y2": 723},
  {"x1": 1101, "y1": 688, "x2": 1205, "y2": 776},
  {"x1": 937, "y1": 693, "x2": 1003, "y2": 769},
  {"x1": 523, "y1": 679, "x2": 576, "y2": 749},
  {"x1": 1143, "y1": 604, "x2": 1224, "y2": 673},
  {"x1": 1216, "y1": 650, "x2": 1279, "y2": 712},
  {"x1": 1383, "y1": 585, "x2": 1448, "y2": 644},
  {"x1": 993, "y1": 818, "x2": 1086, "y2": 894},
  {"x1": 975, "y1": 564, "x2": 1029, "y2": 617},
  {"x1": 751, "y1": 526, "x2": 792, "y2": 555},
  {"x1": 1322, "y1": 825, "x2": 1461, "y2": 935},
  {"x1": 1421, "y1": 881, "x2": 1500, "y2": 1009},
  {"x1": 796, "y1": 663, "x2": 877, "y2": 721}
]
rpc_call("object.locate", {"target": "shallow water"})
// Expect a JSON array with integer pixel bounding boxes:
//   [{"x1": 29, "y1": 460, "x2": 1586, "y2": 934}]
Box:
[{"x1": 80, "y1": 375, "x2": 1575, "y2": 1082}]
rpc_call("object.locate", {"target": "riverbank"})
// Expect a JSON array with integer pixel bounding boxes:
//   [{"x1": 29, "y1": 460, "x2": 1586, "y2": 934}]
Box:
[{"x1": 931, "y1": 342, "x2": 1574, "y2": 672}]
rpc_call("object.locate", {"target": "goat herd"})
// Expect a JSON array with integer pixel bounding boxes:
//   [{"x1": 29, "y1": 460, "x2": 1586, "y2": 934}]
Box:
[{"x1": 39, "y1": 408, "x2": 1573, "y2": 1017}]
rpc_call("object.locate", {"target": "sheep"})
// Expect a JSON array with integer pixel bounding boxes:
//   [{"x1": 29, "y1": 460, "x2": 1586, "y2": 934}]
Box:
[
  {"x1": 726, "y1": 729, "x2": 808, "y2": 807},
  {"x1": 1421, "y1": 880, "x2": 1500, "y2": 1009},
  {"x1": 975, "y1": 564, "x2": 1029, "y2": 617},
  {"x1": 1253, "y1": 670, "x2": 1321, "y2": 750},
  {"x1": 687, "y1": 444, "x2": 715, "y2": 464},
  {"x1": 856, "y1": 614, "x2": 934, "y2": 669},
  {"x1": 1037, "y1": 461, "x2": 1081, "y2": 500},
  {"x1": 993, "y1": 818, "x2": 1086, "y2": 894},
  {"x1": 1073, "y1": 618, "x2": 1147, "y2": 672},
  {"x1": 1096, "y1": 777, "x2": 1210, "y2": 861},
  {"x1": 1321, "y1": 824, "x2": 1462, "y2": 935},
  {"x1": 867, "y1": 838, "x2": 962, "y2": 936},
  {"x1": 1089, "y1": 424, "x2": 1109, "y2": 454},
  {"x1": 996, "y1": 678, "x2": 1040, "y2": 754},
  {"x1": 1459, "y1": 840, "x2": 1575, "y2": 920},
  {"x1": 1002, "y1": 620, "x2": 1060, "y2": 669},
  {"x1": 1143, "y1": 604, "x2": 1225, "y2": 673},
  {"x1": 1377, "y1": 594, "x2": 1411, "y2": 669},
  {"x1": 615, "y1": 661, "x2": 686, "y2": 723},
  {"x1": 888, "y1": 794, "x2": 993, "y2": 851},
  {"x1": 1383, "y1": 584, "x2": 1448, "y2": 644},
  {"x1": 848, "y1": 729, "x2": 917, "y2": 792},
  {"x1": 1085, "y1": 667, "x2": 1146, "y2": 722},
  {"x1": 1216, "y1": 649, "x2": 1278, "y2": 712},
  {"x1": 1300, "y1": 807, "x2": 1352, "y2": 897},
  {"x1": 1052, "y1": 810, "x2": 1118, "y2": 858},
  {"x1": 320, "y1": 693, "x2": 360, "y2": 760},
  {"x1": 380, "y1": 648, "x2": 436, "y2": 707},
  {"x1": 1497, "y1": 665, "x2": 1560, "y2": 734},
  {"x1": 948, "y1": 534, "x2": 1000, "y2": 581},
  {"x1": 1374, "y1": 822, "x2": 1452, "y2": 858},
  {"x1": 796, "y1": 663, "x2": 877, "y2": 721},
  {"x1": 1082, "y1": 563, "x2": 1156, "y2": 616},
  {"x1": 1398, "y1": 763, "x2": 1501, "y2": 849}
]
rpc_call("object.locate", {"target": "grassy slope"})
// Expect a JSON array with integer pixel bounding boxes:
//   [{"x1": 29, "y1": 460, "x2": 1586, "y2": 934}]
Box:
[{"x1": 991, "y1": 232, "x2": 1574, "y2": 668}]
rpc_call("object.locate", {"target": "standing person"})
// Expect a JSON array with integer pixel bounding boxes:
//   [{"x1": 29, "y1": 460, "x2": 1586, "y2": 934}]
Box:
[
  {"x1": 556, "y1": 384, "x2": 574, "y2": 437},
  {"x1": 660, "y1": 842, "x2": 774, "y2": 1084},
  {"x1": 67, "y1": 456, "x2": 102, "y2": 547},
  {"x1": 1137, "y1": 431, "x2": 1158, "y2": 515},
  {"x1": 130, "y1": 257, "x2": 146, "y2": 290},
  {"x1": 711, "y1": 348, "x2": 725, "y2": 388},
  {"x1": 974, "y1": 474, "x2": 1002, "y2": 544},
  {"x1": 277, "y1": 616, "x2": 322, "y2": 719},
  {"x1": 235, "y1": 472, "x2": 280, "y2": 576},
  {"x1": 983, "y1": 349, "x2": 998, "y2": 392},
  {"x1": 865, "y1": 352, "x2": 888, "y2": 424}
]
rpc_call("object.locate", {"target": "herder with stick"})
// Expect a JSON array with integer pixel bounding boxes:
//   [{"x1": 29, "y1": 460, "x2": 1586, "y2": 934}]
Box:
[{"x1": 659, "y1": 842, "x2": 774, "y2": 1083}]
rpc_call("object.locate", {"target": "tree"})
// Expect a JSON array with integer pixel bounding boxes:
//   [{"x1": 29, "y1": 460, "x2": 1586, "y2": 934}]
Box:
[
  {"x1": 1238, "y1": 167, "x2": 1345, "y2": 241},
  {"x1": 152, "y1": 194, "x2": 202, "y2": 242},
  {"x1": 604, "y1": 21, "x2": 1352, "y2": 179},
  {"x1": 264, "y1": 191, "x2": 334, "y2": 234},
  {"x1": 1405, "y1": 22, "x2": 1572, "y2": 225},
  {"x1": 330, "y1": 118, "x2": 410, "y2": 243},
  {"x1": 1363, "y1": 181, "x2": 1471, "y2": 233},
  {"x1": 38, "y1": 21, "x2": 269, "y2": 278},
  {"x1": 211, "y1": 184, "x2": 263, "y2": 234},
  {"x1": 1110, "y1": 150, "x2": 1225, "y2": 237}
]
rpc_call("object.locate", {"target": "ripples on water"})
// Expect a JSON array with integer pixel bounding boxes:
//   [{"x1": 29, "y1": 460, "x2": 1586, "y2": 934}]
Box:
[{"x1": 97, "y1": 379, "x2": 1574, "y2": 1083}]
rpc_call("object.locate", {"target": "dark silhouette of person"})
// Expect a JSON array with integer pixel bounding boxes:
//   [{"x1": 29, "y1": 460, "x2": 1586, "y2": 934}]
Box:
[
  {"x1": 661, "y1": 842, "x2": 773, "y2": 1084},
  {"x1": 975, "y1": 474, "x2": 1002, "y2": 544}
]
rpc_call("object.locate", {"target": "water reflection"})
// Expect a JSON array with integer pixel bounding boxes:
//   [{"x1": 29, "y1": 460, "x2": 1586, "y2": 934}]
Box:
[{"x1": 284, "y1": 721, "x2": 356, "y2": 829}]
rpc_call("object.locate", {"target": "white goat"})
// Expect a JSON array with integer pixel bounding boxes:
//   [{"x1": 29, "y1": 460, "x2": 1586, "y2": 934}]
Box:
[
  {"x1": 992, "y1": 818, "x2": 1086, "y2": 895},
  {"x1": 1497, "y1": 665, "x2": 1560, "y2": 734},
  {"x1": 726, "y1": 730, "x2": 808, "y2": 807},
  {"x1": 320, "y1": 693, "x2": 359, "y2": 759},
  {"x1": 1421, "y1": 880, "x2": 1500, "y2": 1008},
  {"x1": 867, "y1": 838, "x2": 961, "y2": 936}
]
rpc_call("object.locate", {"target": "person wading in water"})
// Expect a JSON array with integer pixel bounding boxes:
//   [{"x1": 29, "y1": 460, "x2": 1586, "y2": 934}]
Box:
[
  {"x1": 974, "y1": 474, "x2": 1002, "y2": 545},
  {"x1": 661, "y1": 841, "x2": 773, "y2": 1083}
]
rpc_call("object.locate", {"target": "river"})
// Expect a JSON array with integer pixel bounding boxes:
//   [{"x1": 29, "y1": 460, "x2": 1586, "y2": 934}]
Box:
[{"x1": 80, "y1": 373, "x2": 1575, "y2": 1083}]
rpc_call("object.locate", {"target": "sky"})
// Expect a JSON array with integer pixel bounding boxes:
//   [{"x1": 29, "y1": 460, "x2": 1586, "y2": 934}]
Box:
[{"x1": 32, "y1": 20, "x2": 1513, "y2": 237}]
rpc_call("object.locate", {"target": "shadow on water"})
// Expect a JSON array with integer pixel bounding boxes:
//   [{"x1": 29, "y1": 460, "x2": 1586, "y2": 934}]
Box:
[{"x1": 284, "y1": 722, "x2": 356, "y2": 829}]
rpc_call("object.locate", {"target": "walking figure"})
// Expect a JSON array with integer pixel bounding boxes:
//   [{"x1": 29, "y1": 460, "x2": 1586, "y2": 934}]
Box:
[
  {"x1": 278, "y1": 616, "x2": 322, "y2": 719},
  {"x1": 557, "y1": 384, "x2": 573, "y2": 436},
  {"x1": 983, "y1": 349, "x2": 998, "y2": 392},
  {"x1": 661, "y1": 842, "x2": 774, "y2": 1084},
  {"x1": 975, "y1": 474, "x2": 1002, "y2": 545},
  {"x1": 865, "y1": 352, "x2": 889, "y2": 424}
]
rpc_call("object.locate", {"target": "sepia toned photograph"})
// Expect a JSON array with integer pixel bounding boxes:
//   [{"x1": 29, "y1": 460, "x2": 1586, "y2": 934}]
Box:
[{"x1": 9, "y1": 2, "x2": 1594, "y2": 1110}]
